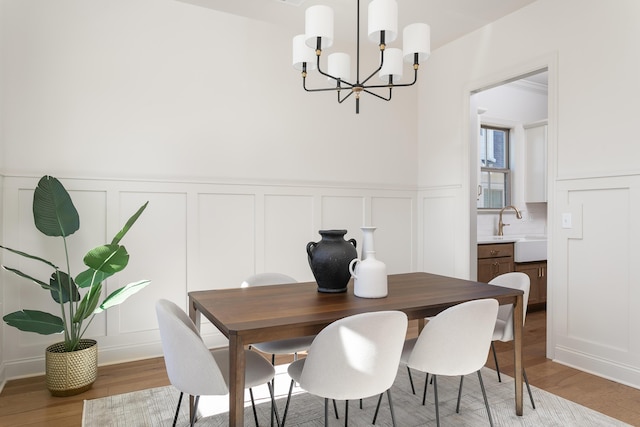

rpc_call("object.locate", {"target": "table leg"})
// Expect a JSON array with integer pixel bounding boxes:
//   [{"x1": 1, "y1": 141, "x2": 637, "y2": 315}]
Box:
[
  {"x1": 188, "y1": 296, "x2": 198, "y2": 422},
  {"x1": 513, "y1": 294, "x2": 524, "y2": 416},
  {"x1": 417, "y1": 317, "x2": 427, "y2": 333},
  {"x1": 229, "y1": 334, "x2": 246, "y2": 426}
]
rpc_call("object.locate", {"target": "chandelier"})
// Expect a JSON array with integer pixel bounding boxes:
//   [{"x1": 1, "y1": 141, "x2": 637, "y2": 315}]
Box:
[{"x1": 292, "y1": 0, "x2": 430, "y2": 114}]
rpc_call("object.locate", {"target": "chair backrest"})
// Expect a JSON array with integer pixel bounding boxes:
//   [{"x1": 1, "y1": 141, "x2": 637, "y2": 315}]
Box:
[
  {"x1": 299, "y1": 310, "x2": 408, "y2": 401},
  {"x1": 489, "y1": 272, "x2": 530, "y2": 341},
  {"x1": 407, "y1": 299, "x2": 499, "y2": 377},
  {"x1": 155, "y1": 299, "x2": 228, "y2": 396},
  {"x1": 241, "y1": 272, "x2": 297, "y2": 288}
]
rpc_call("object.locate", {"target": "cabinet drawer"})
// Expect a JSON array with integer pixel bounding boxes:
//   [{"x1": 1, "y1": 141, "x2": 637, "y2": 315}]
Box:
[{"x1": 478, "y1": 243, "x2": 514, "y2": 259}]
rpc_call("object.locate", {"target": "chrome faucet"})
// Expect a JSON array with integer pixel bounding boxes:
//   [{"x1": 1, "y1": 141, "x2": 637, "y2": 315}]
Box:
[{"x1": 498, "y1": 205, "x2": 523, "y2": 236}]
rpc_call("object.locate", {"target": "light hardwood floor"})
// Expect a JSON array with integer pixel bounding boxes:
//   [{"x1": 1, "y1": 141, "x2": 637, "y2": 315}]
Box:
[{"x1": 1, "y1": 309, "x2": 640, "y2": 426}]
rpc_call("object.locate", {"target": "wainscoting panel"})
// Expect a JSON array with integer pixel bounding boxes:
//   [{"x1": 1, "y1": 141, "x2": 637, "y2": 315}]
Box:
[
  {"x1": 115, "y1": 191, "x2": 188, "y2": 335},
  {"x1": 418, "y1": 188, "x2": 464, "y2": 278},
  {"x1": 0, "y1": 176, "x2": 418, "y2": 379},
  {"x1": 264, "y1": 194, "x2": 315, "y2": 282},
  {"x1": 553, "y1": 175, "x2": 640, "y2": 388},
  {"x1": 194, "y1": 192, "x2": 256, "y2": 291},
  {"x1": 371, "y1": 196, "x2": 415, "y2": 274}
]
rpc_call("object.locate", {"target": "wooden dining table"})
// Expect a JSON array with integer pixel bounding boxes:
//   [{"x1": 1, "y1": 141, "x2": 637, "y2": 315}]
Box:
[{"x1": 188, "y1": 271, "x2": 525, "y2": 426}]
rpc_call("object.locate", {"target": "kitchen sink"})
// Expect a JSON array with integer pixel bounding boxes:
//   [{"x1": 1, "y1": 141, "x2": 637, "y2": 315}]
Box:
[{"x1": 514, "y1": 237, "x2": 547, "y2": 262}]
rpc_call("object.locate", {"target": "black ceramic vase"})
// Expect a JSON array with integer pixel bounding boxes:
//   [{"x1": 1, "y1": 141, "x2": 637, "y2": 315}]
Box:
[{"x1": 307, "y1": 229, "x2": 358, "y2": 293}]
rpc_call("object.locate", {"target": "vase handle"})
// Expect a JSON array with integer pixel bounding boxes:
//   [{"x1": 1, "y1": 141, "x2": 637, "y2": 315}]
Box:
[
  {"x1": 306, "y1": 241, "x2": 317, "y2": 258},
  {"x1": 348, "y1": 238, "x2": 357, "y2": 248},
  {"x1": 349, "y1": 258, "x2": 359, "y2": 278}
]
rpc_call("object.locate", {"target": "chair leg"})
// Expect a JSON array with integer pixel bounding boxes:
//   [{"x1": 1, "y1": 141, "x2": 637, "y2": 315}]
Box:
[
  {"x1": 267, "y1": 382, "x2": 281, "y2": 427},
  {"x1": 344, "y1": 400, "x2": 349, "y2": 427},
  {"x1": 433, "y1": 375, "x2": 440, "y2": 427},
  {"x1": 491, "y1": 342, "x2": 502, "y2": 382},
  {"x1": 333, "y1": 399, "x2": 339, "y2": 419},
  {"x1": 249, "y1": 388, "x2": 260, "y2": 427},
  {"x1": 523, "y1": 367, "x2": 536, "y2": 409},
  {"x1": 372, "y1": 393, "x2": 384, "y2": 425},
  {"x1": 190, "y1": 395, "x2": 200, "y2": 427},
  {"x1": 324, "y1": 398, "x2": 329, "y2": 427},
  {"x1": 407, "y1": 366, "x2": 416, "y2": 394},
  {"x1": 372, "y1": 390, "x2": 396, "y2": 426},
  {"x1": 456, "y1": 375, "x2": 464, "y2": 413},
  {"x1": 172, "y1": 392, "x2": 183, "y2": 427},
  {"x1": 422, "y1": 373, "x2": 429, "y2": 406},
  {"x1": 387, "y1": 389, "x2": 397, "y2": 427},
  {"x1": 477, "y1": 370, "x2": 494, "y2": 427},
  {"x1": 268, "y1": 354, "x2": 276, "y2": 427},
  {"x1": 281, "y1": 379, "x2": 295, "y2": 427}
]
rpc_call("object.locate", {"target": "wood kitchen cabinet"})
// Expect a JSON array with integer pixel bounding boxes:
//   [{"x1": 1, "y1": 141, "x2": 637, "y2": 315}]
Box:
[
  {"x1": 477, "y1": 243, "x2": 514, "y2": 283},
  {"x1": 515, "y1": 261, "x2": 547, "y2": 308}
]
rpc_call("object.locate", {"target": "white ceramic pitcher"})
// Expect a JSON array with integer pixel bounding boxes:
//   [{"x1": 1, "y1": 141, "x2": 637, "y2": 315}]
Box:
[{"x1": 349, "y1": 226, "x2": 388, "y2": 298}]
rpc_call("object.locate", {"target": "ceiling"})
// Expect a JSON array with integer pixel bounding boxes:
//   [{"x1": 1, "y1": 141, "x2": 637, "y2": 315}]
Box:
[{"x1": 177, "y1": 0, "x2": 538, "y2": 50}]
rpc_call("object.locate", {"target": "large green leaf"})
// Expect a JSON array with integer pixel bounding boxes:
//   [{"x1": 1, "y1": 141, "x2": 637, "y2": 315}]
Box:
[
  {"x1": 111, "y1": 201, "x2": 148, "y2": 245},
  {"x1": 3, "y1": 310, "x2": 64, "y2": 335},
  {"x1": 33, "y1": 175, "x2": 79, "y2": 238},
  {"x1": 0, "y1": 245, "x2": 59, "y2": 270},
  {"x1": 73, "y1": 282, "x2": 102, "y2": 323},
  {"x1": 83, "y1": 244, "x2": 129, "y2": 274},
  {"x1": 75, "y1": 267, "x2": 113, "y2": 289},
  {"x1": 50, "y1": 271, "x2": 80, "y2": 304},
  {"x1": 95, "y1": 280, "x2": 151, "y2": 313},
  {"x1": 2, "y1": 265, "x2": 53, "y2": 290}
]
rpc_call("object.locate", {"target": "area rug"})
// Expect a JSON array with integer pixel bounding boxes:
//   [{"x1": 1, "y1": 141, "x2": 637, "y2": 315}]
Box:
[{"x1": 83, "y1": 364, "x2": 629, "y2": 426}]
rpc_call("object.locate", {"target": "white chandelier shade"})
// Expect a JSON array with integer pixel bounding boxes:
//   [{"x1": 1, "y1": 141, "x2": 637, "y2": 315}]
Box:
[
  {"x1": 403, "y1": 23, "x2": 431, "y2": 63},
  {"x1": 292, "y1": 34, "x2": 317, "y2": 71},
  {"x1": 292, "y1": 0, "x2": 430, "y2": 114},
  {"x1": 368, "y1": 0, "x2": 398, "y2": 43},
  {"x1": 379, "y1": 47, "x2": 403, "y2": 83},
  {"x1": 305, "y1": 5, "x2": 334, "y2": 49},
  {"x1": 327, "y1": 52, "x2": 351, "y2": 82}
]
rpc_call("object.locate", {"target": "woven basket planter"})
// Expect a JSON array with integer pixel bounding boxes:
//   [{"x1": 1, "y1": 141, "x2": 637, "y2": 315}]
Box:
[{"x1": 45, "y1": 339, "x2": 98, "y2": 396}]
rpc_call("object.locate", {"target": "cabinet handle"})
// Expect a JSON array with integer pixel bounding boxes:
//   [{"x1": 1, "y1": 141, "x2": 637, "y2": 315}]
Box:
[{"x1": 490, "y1": 250, "x2": 500, "y2": 256}]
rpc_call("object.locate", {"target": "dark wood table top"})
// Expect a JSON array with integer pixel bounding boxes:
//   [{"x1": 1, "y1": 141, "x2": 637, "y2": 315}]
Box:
[{"x1": 189, "y1": 271, "x2": 522, "y2": 343}]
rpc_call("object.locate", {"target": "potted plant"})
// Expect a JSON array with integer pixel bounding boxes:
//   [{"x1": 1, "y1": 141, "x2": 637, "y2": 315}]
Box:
[{"x1": 0, "y1": 175, "x2": 151, "y2": 396}]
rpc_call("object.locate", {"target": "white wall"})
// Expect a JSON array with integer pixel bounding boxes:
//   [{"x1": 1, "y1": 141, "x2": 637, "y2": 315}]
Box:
[
  {"x1": 0, "y1": 0, "x2": 421, "y2": 381},
  {"x1": 418, "y1": 0, "x2": 640, "y2": 389},
  {"x1": 0, "y1": 0, "x2": 418, "y2": 186}
]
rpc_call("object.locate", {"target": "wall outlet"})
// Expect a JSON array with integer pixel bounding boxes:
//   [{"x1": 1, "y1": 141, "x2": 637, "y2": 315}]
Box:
[{"x1": 562, "y1": 213, "x2": 572, "y2": 229}]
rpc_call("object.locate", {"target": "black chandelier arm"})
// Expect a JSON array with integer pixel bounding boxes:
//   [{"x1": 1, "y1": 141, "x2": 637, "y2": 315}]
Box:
[
  {"x1": 360, "y1": 68, "x2": 419, "y2": 91},
  {"x1": 363, "y1": 87, "x2": 392, "y2": 102},
  {"x1": 313, "y1": 37, "x2": 357, "y2": 88},
  {"x1": 302, "y1": 74, "x2": 359, "y2": 94},
  {"x1": 338, "y1": 90, "x2": 354, "y2": 104},
  {"x1": 360, "y1": 47, "x2": 385, "y2": 86}
]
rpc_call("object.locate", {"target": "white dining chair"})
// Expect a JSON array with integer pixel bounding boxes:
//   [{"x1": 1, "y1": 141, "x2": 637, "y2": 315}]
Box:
[
  {"x1": 485, "y1": 271, "x2": 536, "y2": 409},
  {"x1": 281, "y1": 310, "x2": 408, "y2": 427},
  {"x1": 242, "y1": 273, "x2": 315, "y2": 364},
  {"x1": 155, "y1": 299, "x2": 279, "y2": 427},
  {"x1": 242, "y1": 273, "x2": 317, "y2": 426},
  {"x1": 401, "y1": 299, "x2": 499, "y2": 427}
]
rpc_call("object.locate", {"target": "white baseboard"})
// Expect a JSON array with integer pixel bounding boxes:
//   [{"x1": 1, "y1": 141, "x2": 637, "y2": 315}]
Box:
[{"x1": 554, "y1": 346, "x2": 640, "y2": 390}]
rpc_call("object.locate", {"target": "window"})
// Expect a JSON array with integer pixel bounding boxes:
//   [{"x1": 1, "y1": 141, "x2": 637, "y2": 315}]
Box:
[{"x1": 478, "y1": 125, "x2": 511, "y2": 209}]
